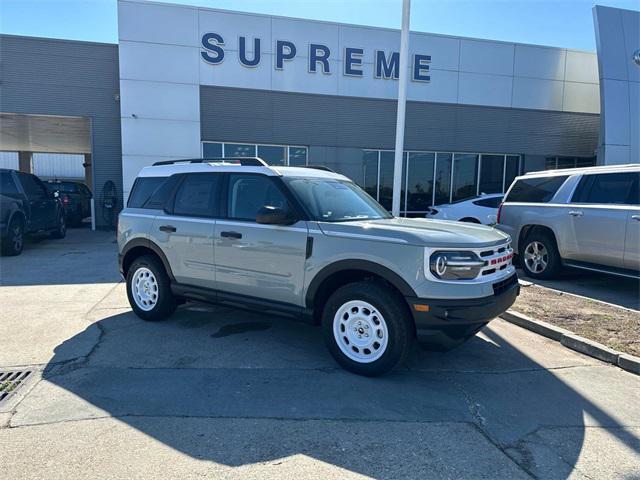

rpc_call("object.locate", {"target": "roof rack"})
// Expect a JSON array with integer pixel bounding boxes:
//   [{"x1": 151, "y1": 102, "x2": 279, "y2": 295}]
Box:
[
  {"x1": 302, "y1": 165, "x2": 336, "y2": 173},
  {"x1": 152, "y1": 157, "x2": 269, "y2": 167}
]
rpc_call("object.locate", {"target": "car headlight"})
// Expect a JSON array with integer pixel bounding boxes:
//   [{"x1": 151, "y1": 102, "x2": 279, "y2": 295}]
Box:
[{"x1": 428, "y1": 251, "x2": 485, "y2": 280}]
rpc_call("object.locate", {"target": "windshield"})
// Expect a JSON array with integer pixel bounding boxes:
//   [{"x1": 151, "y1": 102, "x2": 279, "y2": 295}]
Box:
[{"x1": 284, "y1": 177, "x2": 392, "y2": 222}]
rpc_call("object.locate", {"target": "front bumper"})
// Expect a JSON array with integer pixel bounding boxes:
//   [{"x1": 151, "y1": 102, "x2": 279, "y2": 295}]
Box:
[{"x1": 406, "y1": 273, "x2": 519, "y2": 343}]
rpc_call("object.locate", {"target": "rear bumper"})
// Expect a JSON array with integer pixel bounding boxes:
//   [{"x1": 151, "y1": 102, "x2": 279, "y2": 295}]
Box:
[{"x1": 406, "y1": 274, "x2": 519, "y2": 343}]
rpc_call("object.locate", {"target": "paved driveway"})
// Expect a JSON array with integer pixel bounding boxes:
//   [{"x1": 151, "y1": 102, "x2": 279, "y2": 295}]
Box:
[{"x1": 0, "y1": 230, "x2": 638, "y2": 479}]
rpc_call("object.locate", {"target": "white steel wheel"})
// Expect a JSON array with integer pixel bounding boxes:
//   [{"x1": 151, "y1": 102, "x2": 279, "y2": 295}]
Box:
[
  {"x1": 333, "y1": 300, "x2": 389, "y2": 363},
  {"x1": 131, "y1": 267, "x2": 159, "y2": 311},
  {"x1": 524, "y1": 241, "x2": 548, "y2": 273}
]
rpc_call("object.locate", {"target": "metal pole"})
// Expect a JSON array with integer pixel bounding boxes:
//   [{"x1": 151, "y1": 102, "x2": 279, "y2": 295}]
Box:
[{"x1": 392, "y1": 0, "x2": 411, "y2": 217}]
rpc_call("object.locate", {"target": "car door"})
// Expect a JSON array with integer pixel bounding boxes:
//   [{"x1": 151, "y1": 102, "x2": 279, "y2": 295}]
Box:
[
  {"x1": 214, "y1": 173, "x2": 308, "y2": 306},
  {"x1": 623, "y1": 174, "x2": 640, "y2": 272},
  {"x1": 564, "y1": 172, "x2": 636, "y2": 269},
  {"x1": 151, "y1": 173, "x2": 220, "y2": 290},
  {"x1": 16, "y1": 173, "x2": 57, "y2": 230}
]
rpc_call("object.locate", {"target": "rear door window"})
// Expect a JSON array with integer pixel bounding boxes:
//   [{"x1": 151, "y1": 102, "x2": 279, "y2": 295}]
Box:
[
  {"x1": 505, "y1": 176, "x2": 568, "y2": 203},
  {"x1": 0, "y1": 171, "x2": 20, "y2": 197},
  {"x1": 127, "y1": 177, "x2": 166, "y2": 208},
  {"x1": 172, "y1": 174, "x2": 220, "y2": 217},
  {"x1": 571, "y1": 172, "x2": 639, "y2": 205},
  {"x1": 227, "y1": 174, "x2": 288, "y2": 221}
]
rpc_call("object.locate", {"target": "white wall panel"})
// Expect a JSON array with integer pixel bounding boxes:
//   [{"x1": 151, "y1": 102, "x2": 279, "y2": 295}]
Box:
[
  {"x1": 514, "y1": 45, "x2": 565, "y2": 81},
  {"x1": 563, "y1": 81, "x2": 600, "y2": 114},
  {"x1": 272, "y1": 18, "x2": 340, "y2": 58},
  {"x1": 621, "y1": 9, "x2": 640, "y2": 83},
  {"x1": 597, "y1": 79, "x2": 629, "y2": 142},
  {"x1": 458, "y1": 72, "x2": 512, "y2": 107},
  {"x1": 120, "y1": 80, "x2": 200, "y2": 121},
  {"x1": 594, "y1": 5, "x2": 629, "y2": 82},
  {"x1": 512, "y1": 77, "x2": 564, "y2": 111},
  {"x1": 565, "y1": 51, "x2": 599, "y2": 84},
  {"x1": 119, "y1": 41, "x2": 199, "y2": 84},
  {"x1": 271, "y1": 58, "x2": 340, "y2": 95},
  {"x1": 339, "y1": 26, "x2": 399, "y2": 65},
  {"x1": 407, "y1": 69, "x2": 458, "y2": 104},
  {"x1": 411, "y1": 34, "x2": 460, "y2": 72},
  {"x1": 339, "y1": 69, "x2": 398, "y2": 99},
  {"x1": 199, "y1": 10, "x2": 272, "y2": 53},
  {"x1": 119, "y1": 1, "x2": 198, "y2": 47},
  {"x1": 121, "y1": 118, "x2": 201, "y2": 157},
  {"x1": 121, "y1": 155, "x2": 171, "y2": 199},
  {"x1": 459, "y1": 40, "x2": 514, "y2": 76},
  {"x1": 32, "y1": 153, "x2": 84, "y2": 179},
  {"x1": 0, "y1": 151, "x2": 19, "y2": 170},
  {"x1": 200, "y1": 55, "x2": 273, "y2": 90}
]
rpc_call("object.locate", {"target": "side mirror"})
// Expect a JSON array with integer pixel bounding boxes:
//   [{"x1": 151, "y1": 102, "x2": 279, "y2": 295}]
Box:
[{"x1": 256, "y1": 205, "x2": 295, "y2": 225}]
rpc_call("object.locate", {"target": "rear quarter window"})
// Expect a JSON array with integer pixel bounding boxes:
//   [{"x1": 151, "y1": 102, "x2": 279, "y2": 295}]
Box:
[
  {"x1": 127, "y1": 177, "x2": 166, "y2": 208},
  {"x1": 505, "y1": 176, "x2": 568, "y2": 203}
]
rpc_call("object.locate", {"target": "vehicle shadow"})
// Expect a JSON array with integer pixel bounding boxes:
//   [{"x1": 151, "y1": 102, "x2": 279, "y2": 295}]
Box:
[{"x1": 38, "y1": 305, "x2": 639, "y2": 479}]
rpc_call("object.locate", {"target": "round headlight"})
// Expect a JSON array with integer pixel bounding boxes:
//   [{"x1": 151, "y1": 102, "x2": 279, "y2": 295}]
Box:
[{"x1": 429, "y1": 251, "x2": 485, "y2": 280}]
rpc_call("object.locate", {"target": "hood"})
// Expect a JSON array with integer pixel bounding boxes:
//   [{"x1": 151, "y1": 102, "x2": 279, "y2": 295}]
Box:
[{"x1": 318, "y1": 217, "x2": 510, "y2": 248}]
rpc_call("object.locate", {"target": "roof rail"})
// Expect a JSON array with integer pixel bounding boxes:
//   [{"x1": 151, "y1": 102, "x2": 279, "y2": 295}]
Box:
[
  {"x1": 152, "y1": 157, "x2": 269, "y2": 167},
  {"x1": 302, "y1": 165, "x2": 336, "y2": 173}
]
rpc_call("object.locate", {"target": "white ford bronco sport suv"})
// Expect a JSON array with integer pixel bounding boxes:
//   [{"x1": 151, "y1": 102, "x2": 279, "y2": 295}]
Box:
[{"x1": 118, "y1": 158, "x2": 518, "y2": 376}]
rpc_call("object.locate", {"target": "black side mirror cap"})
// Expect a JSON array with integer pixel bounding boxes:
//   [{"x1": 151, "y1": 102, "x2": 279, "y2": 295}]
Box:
[{"x1": 256, "y1": 205, "x2": 295, "y2": 225}]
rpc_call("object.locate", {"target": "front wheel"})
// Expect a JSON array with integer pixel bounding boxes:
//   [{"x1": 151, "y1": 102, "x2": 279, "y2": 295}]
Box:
[
  {"x1": 322, "y1": 281, "x2": 413, "y2": 376},
  {"x1": 521, "y1": 232, "x2": 561, "y2": 279},
  {"x1": 50, "y1": 213, "x2": 66, "y2": 239},
  {"x1": 126, "y1": 254, "x2": 177, "y2": 321}
]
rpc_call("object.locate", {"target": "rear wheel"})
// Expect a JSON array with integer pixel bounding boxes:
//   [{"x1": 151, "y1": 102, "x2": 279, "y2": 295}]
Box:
[
  {"x1": 126, "y1": 254, "x2": 177, "y2": 321},
  {"x1": 522, "y1": 231, "x2": 561, "y2": 279},
  {"x1": 1, "y1": 217, "x2": 24, "y2": 256},
  {"x1": 322, "y1": 281, "x2": 413, "y2": 376}
]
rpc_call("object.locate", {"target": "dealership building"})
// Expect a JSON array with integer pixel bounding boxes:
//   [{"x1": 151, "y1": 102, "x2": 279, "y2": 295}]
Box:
[{"x1": 0, "y1": 1, "x2": 638, "y2": 226}]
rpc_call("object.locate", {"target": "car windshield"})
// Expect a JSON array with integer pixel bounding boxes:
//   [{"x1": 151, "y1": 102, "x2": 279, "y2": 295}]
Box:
[{"x1": 284, "y1": 177, "x2": 392, "y2": 222}]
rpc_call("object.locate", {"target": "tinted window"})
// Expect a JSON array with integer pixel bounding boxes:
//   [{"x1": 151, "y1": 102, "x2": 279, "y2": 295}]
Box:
[
  {"x1": 18, "y1": 173, "x2": 48, "y2": 199},
  {"x1": 572, "y1": 172, "x2": 639, "y2": 205},
  {"x1": 434, "y1": 153, "x2": 452, "y2": 205},
  {"x1": 257, "y1": 145, "x2": 286, "y2": 166},
  {"x1": 47, "y1": 182, "x2": 79, "y2": 193},
  {"x1": 143, "y1": 176, "x2": 180, "y2": 210},
  {"x1": 228, "y1": 174, "x2": 288, "y2": 221},
  {"x1": 203, "y1": 142, "x2": 222, "y2": 158},
  {"x1": 479, "y1": 155, "x2": 504, "y2": 194},
  {"x1": 506, "y1": 176, "x2": 568, "y2": 203},
  {"x1": 173, "y1": 174, "x2": 220, "y2": 217},
  {"x1": 127, "y1": 177, "x2": 165, "y2": 208},
  {"x1": 473, "y1": 196, "x2": 503, "y2": 208},
  {"x1": 288, "y1": 147, "x2": 308, "y2": 166},
  {"x1": 0, "y1": 171, "x2": 20, "y2": 197}
]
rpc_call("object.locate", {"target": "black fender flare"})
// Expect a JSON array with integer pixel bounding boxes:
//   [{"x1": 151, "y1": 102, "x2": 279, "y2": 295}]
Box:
[
  {"x1": 120, "y1": 238, "x2": 175, "y2": 281},
  {"x1": 305, "y1": 259, "x2": 417, "y2": 308}
]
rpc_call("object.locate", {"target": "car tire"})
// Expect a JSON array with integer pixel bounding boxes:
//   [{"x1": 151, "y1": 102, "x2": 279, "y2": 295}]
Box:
[
  {"x1": 418, "y1": 323, "x2": 487, "y2": 352},
  {"x1": 1, "y1": 216, "x2": 24, "y2": 256},
  {"x1": 321, "y1": 281, "x2": 413, "y2": 377},
  {"x1": 50, "y1": 213, "x2": 66, "y2": 239},
  {"x1": 521, "y1": 231, "x2": 561, "y2": 279},
  {"x1": 126, "y1": 254, "x2": 177, "y2": 321}
]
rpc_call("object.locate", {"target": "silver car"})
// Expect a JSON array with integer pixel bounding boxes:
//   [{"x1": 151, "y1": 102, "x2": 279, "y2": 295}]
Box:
[
  {"x1": 118, "y1": 158, "x2": 518, "y2": 376},
  {"x1": 497, "y1": 164, "x2": 639, "y2": 279}
]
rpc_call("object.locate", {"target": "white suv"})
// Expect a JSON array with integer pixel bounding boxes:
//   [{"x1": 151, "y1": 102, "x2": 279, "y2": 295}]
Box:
[{"x1": 497, "y1": 164, "x2": 639, "y2": 279}]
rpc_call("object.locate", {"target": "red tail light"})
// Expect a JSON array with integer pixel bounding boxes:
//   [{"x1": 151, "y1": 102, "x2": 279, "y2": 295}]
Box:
[
  {"x1": 496, "y1": 202, "x2": 503, "y2": 224},
  {"x1": 61, "y1": 194, "x2": 70, "y2": 205}
]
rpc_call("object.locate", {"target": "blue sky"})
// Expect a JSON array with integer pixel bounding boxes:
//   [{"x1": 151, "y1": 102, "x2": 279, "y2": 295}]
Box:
[{"x1": 1, "y1": 0, "x2": 638, "y2": 51}]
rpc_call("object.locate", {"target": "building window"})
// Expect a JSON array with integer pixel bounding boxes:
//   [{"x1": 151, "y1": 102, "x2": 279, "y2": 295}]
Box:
[
  {"x1": 452, "y1": 153, "x2": 479, "y2": 202},
  {"x1": 544, "y1": 156, "x2": 596, "y2": 170},
  {"x1": 202, "y1": 142, "x2": 308, "y2": 166}
]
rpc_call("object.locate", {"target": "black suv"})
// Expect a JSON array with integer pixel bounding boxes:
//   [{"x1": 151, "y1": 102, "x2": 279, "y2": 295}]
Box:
[
  {"x1": 0, "y1": 169, "x2": 67, "y2": 256},
  {"x1": 46, "y1": 180, "x2": 92, "y2": 226}
]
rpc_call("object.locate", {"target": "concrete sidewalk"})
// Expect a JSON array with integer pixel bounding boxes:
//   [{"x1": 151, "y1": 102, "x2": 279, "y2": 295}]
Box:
[{"x1": 1, "y1": 230, "x2": 638, "y2": 479}]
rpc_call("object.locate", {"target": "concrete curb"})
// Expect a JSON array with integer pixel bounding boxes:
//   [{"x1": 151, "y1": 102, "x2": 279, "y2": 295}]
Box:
[{"x1": 500, "y1": 309, "x2": 640, "y2": 376}]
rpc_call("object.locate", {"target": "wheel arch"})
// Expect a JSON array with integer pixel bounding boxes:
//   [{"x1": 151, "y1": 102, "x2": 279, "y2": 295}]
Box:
[
  {"x1": 121, "y1": 238, "x2": 175, "y2": 281},
  {"x1": 518, "y1": 224, "x2": 559, "y2": 255},
  {"x1": 305, "y1": 260, "x2": 417, "y2": 324}
]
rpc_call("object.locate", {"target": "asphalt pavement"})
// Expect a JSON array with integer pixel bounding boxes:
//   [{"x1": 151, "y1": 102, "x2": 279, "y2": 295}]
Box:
[{"x1": 0, "y1": 229, "x2": 638, "y2": 479}]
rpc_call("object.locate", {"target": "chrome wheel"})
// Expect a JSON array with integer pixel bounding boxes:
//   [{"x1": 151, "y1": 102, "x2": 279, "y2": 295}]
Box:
[
  {"x1": 131, "y1": 267, "x2": 159, "y2": 311},
  {"x1": 524, "y1": 241, "x2": 548, "y2": 273},
  {"x1": 333, "y1": 300, "x2": 389, "y2": 363}
]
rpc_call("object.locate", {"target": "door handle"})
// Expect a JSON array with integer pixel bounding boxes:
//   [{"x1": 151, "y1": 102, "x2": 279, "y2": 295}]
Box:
[
  {"x1": 159, "y1": 225, "x2": 176, "y2": 233},
  {"x1": 568, "y1": 210, "x2": 583, "y2": 217},
  {"x1": 221, "y1": 231, "x2": 242, "y2": 239},
  {"x1": 632, "y1": 215, "x2": 640, "y2": 221}
]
